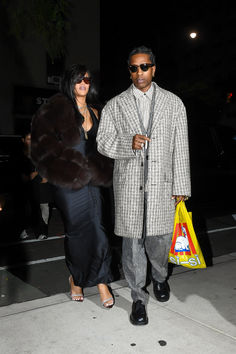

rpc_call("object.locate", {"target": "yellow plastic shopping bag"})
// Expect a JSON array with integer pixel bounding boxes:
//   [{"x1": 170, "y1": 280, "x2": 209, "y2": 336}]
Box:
[{"x1": 169, "y1": 201, "x2": 206, "y2": 269}]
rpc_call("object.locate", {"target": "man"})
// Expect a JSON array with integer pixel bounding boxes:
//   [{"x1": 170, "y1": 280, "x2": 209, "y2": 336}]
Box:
[
  {"x1": 97, "y1": 46, "x2": 191, "y2": 325},
  {"x1": 14, "y1": 131, "x2": 52, "y2": 240}
]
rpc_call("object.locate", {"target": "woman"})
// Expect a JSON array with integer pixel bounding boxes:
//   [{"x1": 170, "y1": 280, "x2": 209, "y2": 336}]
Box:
[{"x1": 31, "y1": 64, "x2": 114, "y2": 308}]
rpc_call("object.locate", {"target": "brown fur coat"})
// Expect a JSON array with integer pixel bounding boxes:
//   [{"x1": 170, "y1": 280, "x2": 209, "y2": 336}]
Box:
[{"x1": 31, "y1": 93, "x2": 113, "y2": 190}]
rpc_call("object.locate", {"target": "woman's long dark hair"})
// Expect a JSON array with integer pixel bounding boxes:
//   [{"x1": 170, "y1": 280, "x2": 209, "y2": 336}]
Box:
[{"x1": 60, "y1": 64, "x2": 101, "y2": 111}]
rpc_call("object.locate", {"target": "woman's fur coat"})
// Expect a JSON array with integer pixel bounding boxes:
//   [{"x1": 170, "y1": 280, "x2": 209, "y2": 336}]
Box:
[{"x1": 31, "y1": 93, "x2": 113, "y2": 190}]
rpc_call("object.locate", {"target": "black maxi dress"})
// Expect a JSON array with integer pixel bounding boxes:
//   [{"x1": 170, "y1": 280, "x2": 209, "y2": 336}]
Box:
[{"x1": 52, "y1": 108, "x2": 112, "y2": 288}]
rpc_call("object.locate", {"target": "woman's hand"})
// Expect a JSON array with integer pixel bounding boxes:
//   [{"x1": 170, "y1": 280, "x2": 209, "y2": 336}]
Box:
[
  {"x1": 41, "y1": 177, "x2": 48, "y2": 183},
  {"x1": 30, "y1": 171, "x2": 38, "y2": 180}
]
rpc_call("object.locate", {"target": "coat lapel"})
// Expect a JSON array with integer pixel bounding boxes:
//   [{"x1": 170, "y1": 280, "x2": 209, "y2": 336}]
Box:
[
  {"x1": 117, "y1": 83, "x2": 168, "y2": 135},
  {"x1": 118, "y1": 86, "x2": 144, "y2": 134},
  {"x1": 150, "y1": 83, "x2": 168, "y2": 133}
]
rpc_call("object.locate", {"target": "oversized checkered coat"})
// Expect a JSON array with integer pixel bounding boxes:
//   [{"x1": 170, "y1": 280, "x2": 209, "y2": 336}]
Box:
[{"x1": 97, "y1": 83, "x2": 191, "y2": 238}]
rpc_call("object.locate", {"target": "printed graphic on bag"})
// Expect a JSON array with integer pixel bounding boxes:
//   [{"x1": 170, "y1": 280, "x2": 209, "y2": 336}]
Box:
[
  {"x1": 170, "y1": 223, "x2": 195, "y2": 255},
  {"x1": 169, "y1": 222, "x2": 203, "y2": 267},
  {"x1": 168, "y1": 201, "x2": 206, "y2": 269}
]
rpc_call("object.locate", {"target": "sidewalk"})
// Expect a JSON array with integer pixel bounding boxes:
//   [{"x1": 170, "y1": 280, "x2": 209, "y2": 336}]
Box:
[{"x1": 0, "y1": 254, "x2": 236, "y2": 354}]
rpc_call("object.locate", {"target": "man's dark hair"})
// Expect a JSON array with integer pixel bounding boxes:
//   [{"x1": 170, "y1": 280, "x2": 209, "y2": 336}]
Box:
[{"x1": 127, "y1": 45, "x2": 156, "y2": 66}]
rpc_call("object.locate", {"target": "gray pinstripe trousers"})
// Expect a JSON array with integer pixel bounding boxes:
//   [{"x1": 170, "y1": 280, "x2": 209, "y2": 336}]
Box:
[{"x1": 122, "y1": 233, "x2": 172, "y2": 305}]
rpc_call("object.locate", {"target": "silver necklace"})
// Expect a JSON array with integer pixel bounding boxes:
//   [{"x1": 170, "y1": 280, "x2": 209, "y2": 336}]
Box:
[{"x1": 78, "y1": 104, "x2": 89, "y2": 140}]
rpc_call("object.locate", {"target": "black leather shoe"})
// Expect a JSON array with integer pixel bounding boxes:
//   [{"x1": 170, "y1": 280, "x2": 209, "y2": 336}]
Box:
[
  {"x1": 130, "y1": 300, "x2": 148, "y2": 326},
  {"x1": 153, "y1": 280, "x2": 170, "y2": 302}
]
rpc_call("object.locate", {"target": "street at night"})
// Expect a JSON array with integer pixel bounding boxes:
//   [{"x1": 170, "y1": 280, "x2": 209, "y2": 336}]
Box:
[{"x1": 0, "y1": 1, "x2": 236, "y2": 353}]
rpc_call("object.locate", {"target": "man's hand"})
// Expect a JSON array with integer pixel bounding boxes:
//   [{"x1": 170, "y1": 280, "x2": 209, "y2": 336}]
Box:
[
  {"x1": 132, "y1": 134, "x2": 151, "y2": 150},
  {"x1": 172, "y1": 195, "x2": 188, "y2": 206}
]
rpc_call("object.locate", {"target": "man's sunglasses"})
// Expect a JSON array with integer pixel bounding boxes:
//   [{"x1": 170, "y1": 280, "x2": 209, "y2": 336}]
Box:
[
  {"x1": 76, "y1": 77, "x2": 92, "y2": 84},
  {"x1": 128, "y1": 63, "x2": 154, "y2": 73}
]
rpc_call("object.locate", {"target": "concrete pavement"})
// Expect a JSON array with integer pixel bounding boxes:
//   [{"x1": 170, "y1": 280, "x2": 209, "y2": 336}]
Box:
[{"x1": 0, "y1": 253, "x2": 236, "y2": 354}]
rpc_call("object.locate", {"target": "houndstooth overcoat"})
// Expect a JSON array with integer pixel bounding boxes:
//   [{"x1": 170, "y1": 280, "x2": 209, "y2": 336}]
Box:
[{"x1": 96, "y1": 82, "x2": 191, "y2": 238}]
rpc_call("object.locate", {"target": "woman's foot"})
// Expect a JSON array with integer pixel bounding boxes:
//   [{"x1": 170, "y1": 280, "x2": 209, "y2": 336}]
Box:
[
  {"x1": 69, "y1": 275, "x2": 84, "y2": 302},
  {"x1": 97, "y1": 283, "x2": 114, "y2": 309}
]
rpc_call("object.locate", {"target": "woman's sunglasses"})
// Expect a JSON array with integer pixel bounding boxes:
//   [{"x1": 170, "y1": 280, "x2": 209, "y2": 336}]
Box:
[
  {"x1": 128, "y1": 63, "x2": 154, "y2": 73},
  {"x1": 76, "y1": 77, "x2": 92, "y2": 84}
]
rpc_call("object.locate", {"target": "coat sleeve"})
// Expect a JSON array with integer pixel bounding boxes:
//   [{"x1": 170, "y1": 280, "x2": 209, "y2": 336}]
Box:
[
  {"x1": 172, "y1": 102, "x2": 191, "y2": 197},
  {"x1": 31, "y1": 96, "x2": 92, "y2": 190},
  {"x1": 96, "y1": 100, "x2": 137, "y2": 160}
]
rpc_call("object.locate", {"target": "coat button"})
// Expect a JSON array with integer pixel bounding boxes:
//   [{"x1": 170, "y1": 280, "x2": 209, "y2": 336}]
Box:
[
  {"x1": 140, "y1": 186, "x2": 143, "y2": 190},
  {"x1": 141, "y1": 162, "x2": 143, "y2": 166},
  {"x1": 146, "y1": 155, "x2": 148, "y2": 160}
]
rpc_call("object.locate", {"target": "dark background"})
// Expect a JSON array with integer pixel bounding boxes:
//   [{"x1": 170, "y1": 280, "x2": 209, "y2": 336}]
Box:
[
  {"x1": 100, "y1": 2, "x2": 236, "y2": 216},
  {"x1": 0, "y1": 1, "x2": 236, "y2": 216},
  {"x1": 100, "y1": 2, "x2": 235, "y2": 104}
]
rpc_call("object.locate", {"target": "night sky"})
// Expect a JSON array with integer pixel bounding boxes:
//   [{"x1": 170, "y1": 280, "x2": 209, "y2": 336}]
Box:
[
  {"x1": 100, "y1": 2, "x2": 236, "y2": 111},
  {"x1": 100, "y1": 2, "x2": 236, "y2": 211}
]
